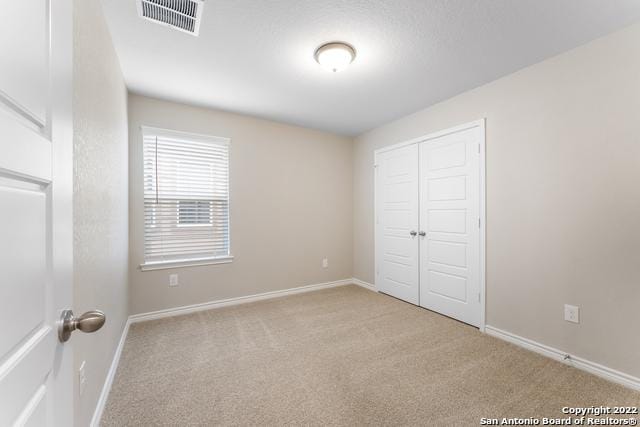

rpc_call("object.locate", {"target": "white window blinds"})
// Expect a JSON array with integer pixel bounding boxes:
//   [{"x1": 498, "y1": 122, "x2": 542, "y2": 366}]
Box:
[{"x1": 142, "y1": 126, "x2": 230, "y2": 266}]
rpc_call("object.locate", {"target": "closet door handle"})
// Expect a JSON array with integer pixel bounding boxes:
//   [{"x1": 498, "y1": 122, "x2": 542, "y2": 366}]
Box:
[
  {"x1": 418, "y1": 231, "x2": 426, "y2": 237},
  {"x1": 409, "y1": 230, "x2": 417, "y2": 237}
]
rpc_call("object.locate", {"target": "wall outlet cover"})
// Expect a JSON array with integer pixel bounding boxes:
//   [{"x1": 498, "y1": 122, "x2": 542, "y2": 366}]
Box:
[
  {"x1": 564, "y1": 304, "x2": 580, "y2": 324},
  {"x1": 169, "y1": 274, "x2": 179, "y2": 287},
  {"x1": 322, "y1": 258, "x2": 328, "y2": 268}
]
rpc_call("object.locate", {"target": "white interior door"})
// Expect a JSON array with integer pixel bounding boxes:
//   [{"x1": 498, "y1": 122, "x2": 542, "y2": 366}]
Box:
[
  {"x1": 419, "y1": 126, "x2": 482, "y2": 327},
  {"x1": 0, "y1": 0, "x2": 74, "y2": 425},
  {"x1": 375, "y1": 144, "x2": 420, "y2": 305}
]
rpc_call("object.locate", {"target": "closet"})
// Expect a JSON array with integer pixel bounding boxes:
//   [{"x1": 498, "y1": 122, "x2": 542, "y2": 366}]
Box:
[{"x1": 374, "y1": 121, "x2": 485, "y2": 328}]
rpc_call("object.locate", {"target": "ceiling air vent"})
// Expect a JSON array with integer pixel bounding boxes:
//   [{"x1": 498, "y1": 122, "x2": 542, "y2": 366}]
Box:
[{"x1": 137, "y1": 0, "x2": 205, "y2": 36}]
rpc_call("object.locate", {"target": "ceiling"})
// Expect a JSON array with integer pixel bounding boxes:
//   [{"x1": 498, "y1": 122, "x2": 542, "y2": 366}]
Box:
[{"x1": 100, "y1": 0, "x2": 640, "y2": 136}]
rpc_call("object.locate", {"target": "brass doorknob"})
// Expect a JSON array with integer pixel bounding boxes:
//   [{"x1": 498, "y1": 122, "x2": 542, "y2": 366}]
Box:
[{"x1": 58, "y1": 309, "x2": 106, "y2": 342}]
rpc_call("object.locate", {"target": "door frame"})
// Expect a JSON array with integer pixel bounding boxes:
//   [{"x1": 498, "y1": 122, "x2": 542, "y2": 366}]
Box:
[{"x1": 374, "y1": 119, "x2": 486, "y2": 332}]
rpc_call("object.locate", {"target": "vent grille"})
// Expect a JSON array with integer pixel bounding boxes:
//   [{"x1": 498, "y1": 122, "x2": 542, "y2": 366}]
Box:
[{"x1": 137, "y1": 0, "x2": 204, "y2": 36}]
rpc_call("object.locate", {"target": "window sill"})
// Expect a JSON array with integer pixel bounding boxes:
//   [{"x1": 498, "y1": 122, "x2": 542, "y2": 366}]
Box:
[{"x1": 140, "y1": 256, "x2": 234, "y2": 271}]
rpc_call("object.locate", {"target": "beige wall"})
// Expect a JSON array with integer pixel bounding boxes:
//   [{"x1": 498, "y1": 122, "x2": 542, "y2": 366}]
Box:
[
  {"x1": 354, "y1": 23, "x2": 640, "y2": 378},
  {"x1": 73, "y1": 0, "x2": 129, "y2": 425},
  {"x1": 128, "y1": 94, "x2": 353, "y2": 314}
]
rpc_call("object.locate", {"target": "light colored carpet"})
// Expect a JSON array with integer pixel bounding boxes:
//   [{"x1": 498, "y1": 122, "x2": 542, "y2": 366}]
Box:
[{"x1": 102, "y1": 285, "x2": 639, "y2": 426}]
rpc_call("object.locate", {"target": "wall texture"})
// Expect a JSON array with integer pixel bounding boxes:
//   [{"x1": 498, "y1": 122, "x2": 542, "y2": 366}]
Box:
[
  {"x1": 73, "y1": 0, "x2": 129, "y2": 425},
  {"x1": 353, "y1": 23, "x2": 640, "y2": 378},
  {"x1": 128, "y1": 94, "x2": 353, "y2": 314}
]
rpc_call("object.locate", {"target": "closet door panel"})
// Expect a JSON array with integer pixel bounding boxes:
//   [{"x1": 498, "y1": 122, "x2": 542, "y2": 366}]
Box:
[
  {"x1": 419, "y1": 127, "x2": 481, "y2": 326},
  {"x1": 375, "y1": 144, "x2": 420, "y2": 305}
]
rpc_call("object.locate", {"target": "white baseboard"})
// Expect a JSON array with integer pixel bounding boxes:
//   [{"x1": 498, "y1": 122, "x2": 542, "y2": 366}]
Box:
[
  {"x1": 485, "y1": 325, "x2": 640, "y2": 391},
  {"x1": 90, "y1": 318, "x2": 131, "y2": 427},
  {"x1": 129, "y1": 278, "x2": 355, "y2": 323},
  {"x1": 351, "y1": 277, "x2": 376, "y2": 292}
]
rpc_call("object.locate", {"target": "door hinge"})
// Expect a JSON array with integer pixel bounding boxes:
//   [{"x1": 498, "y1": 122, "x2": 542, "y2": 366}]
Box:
[
  {"x1": 478, "y1": 292, "x2": 481, "y2": 302},
  {"x1": 478, "y1": 217, "x2": 481, "y2": 228},
  {"x1": 477, "y1": 143, "x2": 481, "y2": 154}
]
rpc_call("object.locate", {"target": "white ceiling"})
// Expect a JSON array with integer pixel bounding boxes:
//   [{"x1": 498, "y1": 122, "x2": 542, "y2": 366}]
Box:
[{"x1": 100, "y1": 0, "x2": 640, "y2": 136}]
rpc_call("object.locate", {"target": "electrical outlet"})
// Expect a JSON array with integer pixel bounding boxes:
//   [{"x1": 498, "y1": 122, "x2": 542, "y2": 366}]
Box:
[
  {"x1": 169, "y1": 274, "x2": 179, "y2": 287},
  {"x1": 564, "y1": 304, "x2": 580, "y2": 324},
  {"x1": 78, "y1": 361, "x2": 87, "y2": 396},
  {"x1": 322, "y1": 258, "x2": 328, "y2": 268}
]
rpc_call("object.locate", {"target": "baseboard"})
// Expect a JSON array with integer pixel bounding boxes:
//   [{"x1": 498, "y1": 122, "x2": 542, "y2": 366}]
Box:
[
  {"x1": 90, "y1": 318, "x2": 131, "y2": 427},
  {"x1": 351, "y1": 277, "x2": 376, "y2": 292},
  {"x1": 129, "y1": 278, "x2": 354, "y2": 323},
  {"x1": 485, "y1": 325, "x2": 640, "y2": 391}
]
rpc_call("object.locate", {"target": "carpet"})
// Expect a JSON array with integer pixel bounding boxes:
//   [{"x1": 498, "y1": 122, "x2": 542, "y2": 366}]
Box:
[{"x1": 101, "y1": 285, "x2": 639, "y2": 426}]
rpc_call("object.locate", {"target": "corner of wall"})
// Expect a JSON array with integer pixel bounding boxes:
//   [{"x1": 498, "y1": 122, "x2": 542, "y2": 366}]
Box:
[{"x1": 73, "y1": 0, "x2": 131, "y2": 425}]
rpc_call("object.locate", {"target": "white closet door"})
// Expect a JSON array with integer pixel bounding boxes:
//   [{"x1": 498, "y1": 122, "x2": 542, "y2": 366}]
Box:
[
  {"x1": 419, "y1": 127, "x2": 481, "y2": 326},
  {"x1": 375, "y1": 144, "x2": 420, "y2": 304}
]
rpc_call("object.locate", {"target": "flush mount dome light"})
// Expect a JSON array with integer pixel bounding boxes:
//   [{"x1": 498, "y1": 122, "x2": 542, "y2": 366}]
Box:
[{"x1": 314, "y1": 42, "x2": 356, "y2": 72}]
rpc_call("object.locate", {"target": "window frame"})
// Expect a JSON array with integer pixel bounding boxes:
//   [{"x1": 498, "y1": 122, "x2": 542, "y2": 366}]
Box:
[{"x1": 139, "y1": 125, "x2": 233, "y2": 271}]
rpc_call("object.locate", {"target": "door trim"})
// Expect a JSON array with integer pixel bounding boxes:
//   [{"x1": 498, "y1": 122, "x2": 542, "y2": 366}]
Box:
[{"x1": 373, "y1": 119, "x2": 486, "y2": 331}]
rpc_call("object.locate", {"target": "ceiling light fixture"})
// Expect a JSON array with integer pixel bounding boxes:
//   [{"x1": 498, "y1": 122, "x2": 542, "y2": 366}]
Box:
[{"x1": 314, "y1": 42, "x2": 356, "y2": 73}]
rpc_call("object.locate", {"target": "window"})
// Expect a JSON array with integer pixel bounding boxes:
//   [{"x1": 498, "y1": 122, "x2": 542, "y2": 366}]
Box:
[
  {"x1": 141, "y1": 126, "x2": 231, "y2": 269},
  {"x1": 177, "y1": 200, "x2": 212, "y2": 226}
]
